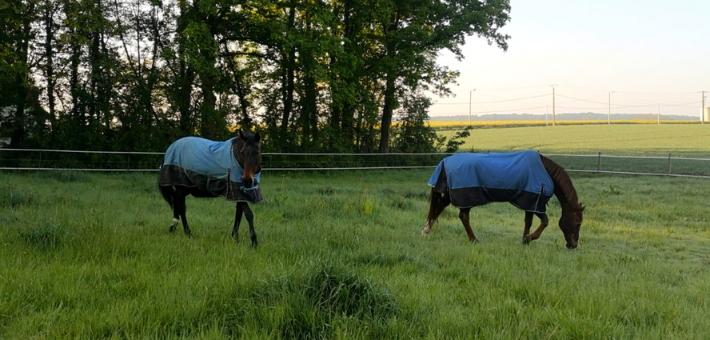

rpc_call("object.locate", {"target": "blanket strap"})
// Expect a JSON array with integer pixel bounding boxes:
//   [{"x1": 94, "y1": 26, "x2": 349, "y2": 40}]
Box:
[
  {"x1": 227, "y1": 168, "x2": 232, "y2": 199},
  {"x1": 533, "y1": 183, "x2": 544, "y2": 212}
]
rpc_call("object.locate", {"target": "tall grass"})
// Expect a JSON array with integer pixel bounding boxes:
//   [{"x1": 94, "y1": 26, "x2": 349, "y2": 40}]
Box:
[{"x1": 1, "y1": 169, "x2": 709, "y2": 339}]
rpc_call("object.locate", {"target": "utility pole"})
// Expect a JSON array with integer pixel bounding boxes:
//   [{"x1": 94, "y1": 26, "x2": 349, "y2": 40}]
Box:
[
  {"x1": 551, "y1": 84, "x2": 557, "y2": 126},
  {"x1": 468, "y1": 89, "x2": 476, "y2": 127},
  {"x1": 608, "y1": 91, "x2": 615, "y2": 124}
]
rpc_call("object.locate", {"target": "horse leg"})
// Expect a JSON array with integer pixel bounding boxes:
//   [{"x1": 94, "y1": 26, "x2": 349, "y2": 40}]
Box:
[
  {"x1": 238, "y1": 202, "x2": 257, "y2": 248},
  {"x1": 422, "y1": 209, "x2": 444, "y2": 237},
  {"x1": 232, "y1": 203, "x2": 244, "y2": 242},
  {"x1": 458, "y1": 208, "x2": 478, "y2": 243},
  {"x1": 175, "y1": 188, "x2": 192, "y2": 238},
  {"x1": 522, "y1": 211, "x2": 534, "y2": 244},
  {"x1": 169, "y1": 187, "x2": 180, "y2": 233},
  {"x1": 527, "y1": 212, "x2": 549, "y2": 242},
  {"x1": 422, "y1": 191, "x2": 451, "y2": 237}
]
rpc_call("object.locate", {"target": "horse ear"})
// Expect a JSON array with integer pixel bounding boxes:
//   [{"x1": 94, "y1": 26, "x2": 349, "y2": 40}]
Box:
[
  {"x1": 579, "y1": 204, "x2": 585, "y2": 212},
  {"x1": 254, "y1": 132, "x2": 260, "y2": 143},
  {"x1": 239, "y1": 130, "x2": 246, "y2": 140}
]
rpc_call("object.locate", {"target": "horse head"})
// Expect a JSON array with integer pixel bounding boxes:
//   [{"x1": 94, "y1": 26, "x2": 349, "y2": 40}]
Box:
[
  {"x1": 559, "y1": 203, "x2": 584, "y2": 249},
  {"x1": 234, "y1": 131, "x2": 261, "y2": 189}
]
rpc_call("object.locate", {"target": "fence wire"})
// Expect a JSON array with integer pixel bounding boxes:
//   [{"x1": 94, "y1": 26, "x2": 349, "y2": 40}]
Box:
[{"x1": 1, "y1": 148, "x2": 709, "y2": 179}]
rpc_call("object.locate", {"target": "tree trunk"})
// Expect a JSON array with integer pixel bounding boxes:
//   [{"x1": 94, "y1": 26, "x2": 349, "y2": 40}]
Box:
[
  {"x1": 234, "y1": 71, "x2": 252, "y2": 129},
  {"x1": 378, "y1": 72, "x2": 396, "y2": 153},
  {"x1": 301, "y1": 61, "x2": 317, "y2": 150},
  {"x1": 177, "y1": 58, "x2": 194, "y2": 136},
  {"x1": 10, "y1": 2, "x2": 34, "y2": 147},
  {"x1": 280, "y1": 4, "x2": 296, "y2": 147},
  {"x1": 44, "y1": 1, "x2": 56, "y2": 131},
  {"x1": 199, "y1": 70, "x2": 217, "y2": 139}
]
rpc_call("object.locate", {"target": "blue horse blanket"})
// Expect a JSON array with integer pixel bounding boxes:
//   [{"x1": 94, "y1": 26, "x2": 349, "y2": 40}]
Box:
[
  {"x1": 428, "y1": 151, "x2": 553, "y2": 212},
  {"x1": 159, "y1": 137, "x2": 263, "y2": 203}
]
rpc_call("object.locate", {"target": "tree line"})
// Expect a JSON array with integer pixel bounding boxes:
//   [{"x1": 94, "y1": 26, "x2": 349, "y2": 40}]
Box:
[{"x1": 1, "y1": 0, "x2": 509, "y2": 153}]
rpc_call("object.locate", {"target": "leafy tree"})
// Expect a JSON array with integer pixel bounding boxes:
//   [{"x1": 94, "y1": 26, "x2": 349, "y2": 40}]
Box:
[
  {"x1": 445, "y1": 126, "x2": 472, "y2": 153},
  {"x1": 0, "y1": 0, "x2": 511, "y2": 157},
  {"x1": 391, "y1": 91, "x2": 441, "y2": 153},
  {"x1": 371, "y1": 0, "x2": 510, "y2": 152}
]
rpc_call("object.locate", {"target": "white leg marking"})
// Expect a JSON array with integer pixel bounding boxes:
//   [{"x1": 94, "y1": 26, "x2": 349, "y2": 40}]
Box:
[
  {"x1": 172, "y1": 218, "x2": 179, "y2": 226},
  {"x1": 422, "y1": 222, "x2": 431, "y2": 237}
]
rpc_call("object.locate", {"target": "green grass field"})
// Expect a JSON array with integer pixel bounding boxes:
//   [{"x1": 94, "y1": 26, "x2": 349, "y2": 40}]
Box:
[
  {"x1": 2, "y1": 165, "x2": 710, "y2": 339},
  {"x1": 437, "y1": 124, "x2": 710, "y2": 157}
]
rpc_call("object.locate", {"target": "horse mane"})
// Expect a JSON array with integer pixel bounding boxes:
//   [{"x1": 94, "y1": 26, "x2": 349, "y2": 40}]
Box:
[{"x1": 540, "y1": 155, "x2": 581, "y2": 211}]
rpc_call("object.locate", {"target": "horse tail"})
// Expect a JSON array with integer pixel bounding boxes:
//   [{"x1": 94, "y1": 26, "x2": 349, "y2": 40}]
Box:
[
  {"x1": 425, "y1": 188, "x2": 450, "y2": 229},
  {"x1": 159, "y1": 183, "x2": 174, "y2": 211}
]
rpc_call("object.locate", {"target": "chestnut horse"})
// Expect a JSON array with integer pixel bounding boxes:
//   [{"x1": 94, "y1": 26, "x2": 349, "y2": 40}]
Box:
[
  {"x1": 422, "y1": 151, "x2": 584, "y2": 249},
  {"x1": 158, "y1": 131, "x2": 263, "y2": 247}
]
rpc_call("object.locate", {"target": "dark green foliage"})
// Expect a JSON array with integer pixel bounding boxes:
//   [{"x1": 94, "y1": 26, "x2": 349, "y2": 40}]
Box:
[
  {"x1": 0, "y1": 185, "x2": 36, "y2": 208},
  {"x1": 40, "y1": 170, "x2": 90, "y2": 183},
  {"x1": 16, "y1": 223, "x2": 66, "y2": 251},
  {"x1": 0, "y1": 0, "x2": 510, "y2": 155},
  {"x1": 445, "y1": 126, "x2": 472, "y2": 153},
  {"x1": 253, "y1": 263, "x2": 400, "y2": 340},
  {"x1": 391, "y1": 94, "x2": 445, "y2": 153}
]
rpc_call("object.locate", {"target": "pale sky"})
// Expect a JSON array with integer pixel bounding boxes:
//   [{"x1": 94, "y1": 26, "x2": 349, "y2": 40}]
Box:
[{"x1": 431, "y1": 0, "x2": 710, "y2": 118}]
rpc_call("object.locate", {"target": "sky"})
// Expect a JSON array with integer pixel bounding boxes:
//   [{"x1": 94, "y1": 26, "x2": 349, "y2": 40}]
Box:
[{"x1": 430, "y1": 0, "x2": 710, "y2": 118}]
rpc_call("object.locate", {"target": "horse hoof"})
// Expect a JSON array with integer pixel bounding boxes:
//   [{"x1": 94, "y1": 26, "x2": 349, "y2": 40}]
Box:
[
  {"x1": 470, "y1": 238, "x2": 479, "y2": 244},
  {"x1": 250, "y1": 242, "x2": 258, "y2": 249},
  {"x1": 522, "y1": 235, "x2": 531, "y2": 245},
  {"x1": 169, "y1": 225, "x2": 176, "y2": 233}
]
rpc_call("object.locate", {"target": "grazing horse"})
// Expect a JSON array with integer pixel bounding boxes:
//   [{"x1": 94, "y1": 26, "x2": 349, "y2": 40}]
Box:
[
  {"x1": 422, "y1": 151, "x2": 585, "y2": 249},
  {"x1": 158, "y1": 131, "x2": 263, "y2": 247}
]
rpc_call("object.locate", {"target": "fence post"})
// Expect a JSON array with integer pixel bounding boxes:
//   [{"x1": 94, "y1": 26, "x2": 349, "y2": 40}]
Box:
[
  {"x1": 667, "y1": 153, "x2": 672, "y2": 175},
  {"x1": 597, "y1": 152, "x2": 601, "y2": 173}
]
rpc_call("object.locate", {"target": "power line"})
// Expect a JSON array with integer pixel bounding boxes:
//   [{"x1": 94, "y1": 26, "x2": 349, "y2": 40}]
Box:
[
  {"x1": 555, "y1": 94, "x2": 609, "y2": 105},
  {"x1": 469, "y1": 85, "x2": 550, "y2": 92},
  {"x1": 429, "y1": 105, "x2": 547, "y2": 116},
  {"x1": 469, "y1": 106, "x2": 547, "y2": 114},
  {"x1": 558, "y1": 85, "x2": 698, "y2": 95},
  {"x1": 555, "y1": 95, "x2": 700, "y2": 109},
  {"x1": 612, "y1": 93, "x2": 699, "y2": 104},
  {"x1": 433, "y1": 94, "x2": 549, "y2": 105},
  {"x1": 556, "y1": 94, "x2": 610, "y2": 105},
  {"x1": 557, "y1": 106, "x2": 609, "y2": 110}
]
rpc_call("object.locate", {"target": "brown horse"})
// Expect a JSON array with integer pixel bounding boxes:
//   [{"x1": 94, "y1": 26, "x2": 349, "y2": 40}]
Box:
[
  {"x1": 422, "y1": 152, "x2": 584, "y2": 249},
  {"x1": 158, "y1": 131, "x2": 263, "y2": 247}
]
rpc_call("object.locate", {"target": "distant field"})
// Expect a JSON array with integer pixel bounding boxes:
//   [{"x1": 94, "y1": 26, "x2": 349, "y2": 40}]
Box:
[
  {"x1": 428, "y1": 119, "x2": 699, "y2": 130},
  {"x1": 435, "y1": 124, "x2": 710, "y2": 157},
  {"x1": 1, "y1": 170, "x2": 709, "y2": 339}
]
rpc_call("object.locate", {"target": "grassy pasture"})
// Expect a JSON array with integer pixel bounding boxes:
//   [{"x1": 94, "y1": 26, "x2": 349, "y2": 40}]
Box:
[
  {"x1": 436, "y1": 124, "x2": 710, "y2": 157},
  {"x1": 1, "y1": 166, "x2": 709, "y2": 339},
  {"x1": 427, "y1": 119, "x2": 699, "y2": 131}
]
